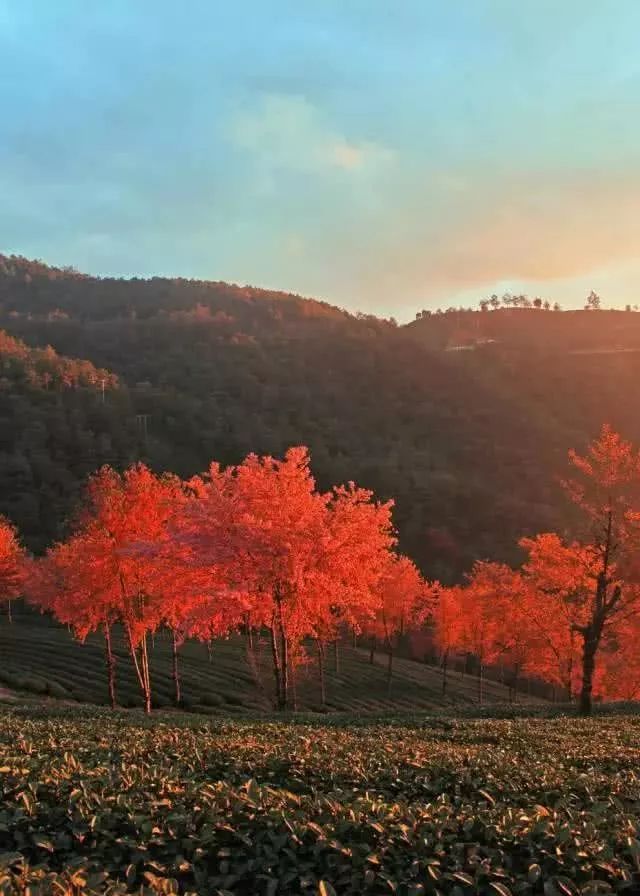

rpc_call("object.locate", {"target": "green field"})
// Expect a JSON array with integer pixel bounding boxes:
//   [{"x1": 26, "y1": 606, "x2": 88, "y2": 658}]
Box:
[
  {"x1": 0, "y1": 706, "x2": 638, "y2": 894},
  {"x1": 0, "y1": 611, "x2": 537, "y2": 713}
]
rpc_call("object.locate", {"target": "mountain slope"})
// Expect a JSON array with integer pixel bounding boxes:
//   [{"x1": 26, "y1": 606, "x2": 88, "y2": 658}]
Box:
[
  {"x1": 1, "y1": 253, "x2": 636, "y2": 576},
  {"x1": 0, "y1": 327, "x2": 146, "y2": 550}
]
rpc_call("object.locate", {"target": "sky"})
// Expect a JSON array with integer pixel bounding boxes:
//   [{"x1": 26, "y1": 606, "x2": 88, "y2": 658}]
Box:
[{"x1": 1, "y1": 1, "x2": 640, "y2": 319}]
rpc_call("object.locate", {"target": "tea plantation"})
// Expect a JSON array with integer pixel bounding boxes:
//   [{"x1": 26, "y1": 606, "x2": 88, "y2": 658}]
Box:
[
  {"x1": 0, "y1": 706, "x2": 638, "y2": 895},
  {"x1": 0, "y1": 610, "x2": 531, "y2": 713}
]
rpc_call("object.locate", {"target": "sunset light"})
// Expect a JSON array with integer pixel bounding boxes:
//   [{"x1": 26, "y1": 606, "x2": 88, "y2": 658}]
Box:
[{"x1": 1, "y1": 4, "x2": 639, "y2": 894}]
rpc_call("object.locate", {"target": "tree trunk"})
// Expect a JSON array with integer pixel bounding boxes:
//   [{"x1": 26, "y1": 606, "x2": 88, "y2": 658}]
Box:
[
  {"x1": 352, "y1": 628, "x2": 357, "y2": 649},
  {"x1": 567, "y1": 629, "x2": 575, "y2": 701},
  {"x1": 441, "y1": 648, "x2": 449, "y2": 697},
  {"x1": 245, "y1": 613, "x2": 254, "y2": 652},
  {"x1": 126, "y1": 623, "x2": 145, "y2": 692},
  {"x1": 333, "y1": 639, "x2": 340, "y2": 675},
  {"x1": 140, "y1": 633, "x2": 152, "y2": 714},
  {"x1": 206, "y1": 640, "x2": 213, "y2": 663},
  {"x1": 273, "y1": 589, "x2": 290, "y2": 709},
  {"x1": 508, "y1": 664, "x2": 520, "y2": 703},
  {"x1": 279, "y1": 625, "x2": 289, "y2": 710},
  {"x1": 386, "y1": 640, "x2": 393, "y2": 696},
  {"x1": 269, "y1": 622, "x2": 282, "y2": 709},
  {"x1": 290, "y1": 657, "x2": 298, "y2": 712},
  {"x1": 126, "y1": 624, "x2": 152, "y2": 714},
  {"x1": 477, "y1": 662, "x2": 484, "y2": 705},
  {"x1": 579, "y1": 631, "x2": 598, "y2": 716},
  {"x1": 245, "y1": 628, "x2": 264, "y2": 693},
  {"x1": 104, "y1": 621, "x2": 117, "y2": 709},
  {"x1": 6, "y1": 600, "x2": 11, "y2": 624},
  {"x1": 171, "y1": 629, "x2": 181, "y2": 706},
  {"x1": 317, "y1": 639, "x2": 326, "y2": 706},
  {"x1": 369, "y1": 637, "x2": 375, "y2": 664}
]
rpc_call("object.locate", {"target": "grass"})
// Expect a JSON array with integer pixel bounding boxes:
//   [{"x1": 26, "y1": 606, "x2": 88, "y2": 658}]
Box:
[
  {"x1": 0, "y1": 609, "x2": 540, "y2": 714},
  {"x1": 0, "y1": 705, "x2": 638, "y2": 894}
]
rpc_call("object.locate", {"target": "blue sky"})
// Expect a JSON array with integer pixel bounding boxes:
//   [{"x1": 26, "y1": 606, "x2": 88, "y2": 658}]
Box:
[{"x1": 1, "y1": 1, "x2": 640, "y2": 318}]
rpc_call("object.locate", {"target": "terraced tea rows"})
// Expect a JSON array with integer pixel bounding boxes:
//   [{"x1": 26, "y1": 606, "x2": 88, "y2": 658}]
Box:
[
  {"x1": 0, "y1": 612, "x2": 527, "y2": 713},
  {"x1": 0, "y1": 707, "x2": 638, "y2": 894}
]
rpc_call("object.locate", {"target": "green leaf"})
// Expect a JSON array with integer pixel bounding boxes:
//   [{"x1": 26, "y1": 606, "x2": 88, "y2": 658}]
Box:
[
  {"x1": 32, "y1": 835, "x2": 54, "y2": 852},
  {"x1": 452, "y1": 872, "x2": 475, "y2": 887},
  {"x1": 489, "y1": 883, "x2": 512, "y2": 896},
  {"x1": 319, "y1": 883, "x2": 337, "y2": 896}
]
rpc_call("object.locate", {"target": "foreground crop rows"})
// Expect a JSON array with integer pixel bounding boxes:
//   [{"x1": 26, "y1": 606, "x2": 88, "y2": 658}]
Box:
[{"x1": 0, "y1": 708, "x2": 638, "y2": 895}]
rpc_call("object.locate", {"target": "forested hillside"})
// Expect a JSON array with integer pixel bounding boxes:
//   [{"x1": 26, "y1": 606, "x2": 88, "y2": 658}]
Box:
[
  {"x1": 0, "y1": 328, "x2": 144, "y2": 550},
  {"x1": 1, "y1": 253, "x2": 638, "y2": 576}
]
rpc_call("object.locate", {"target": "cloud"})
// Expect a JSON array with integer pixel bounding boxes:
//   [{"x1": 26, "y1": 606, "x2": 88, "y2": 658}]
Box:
[
  {"x1": 330, "y1": 141, "x2": 365, "y2": 170},
  {"x1": 344, "y1": 166, "x2": 640, "y2": 310},
  {"x1": 229, "y1": 94, "x2": 393, "y2": 177},
  {"x1": 282, "y1": 233, "x2": 305, "y2": 258},
  {"x1": 451, "y1": 171, "x2": 640, "y2": 283}
]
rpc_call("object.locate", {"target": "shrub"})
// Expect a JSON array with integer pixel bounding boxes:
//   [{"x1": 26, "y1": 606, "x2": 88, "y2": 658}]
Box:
[
  {"x1": 199, "y1": 693, "x2": 224, "y2": 707},
  {"x1": 46, "y1": 681, "x2": 69, "y2": 699},
  {"x1": 223, "y1": 693, "x2": 246, "y2": 707},
  {"x1": 15, "y1": 675, "x2": 48, "y2": 695}
]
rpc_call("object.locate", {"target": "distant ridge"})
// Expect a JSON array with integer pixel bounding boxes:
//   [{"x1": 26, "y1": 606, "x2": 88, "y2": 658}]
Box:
[{"x1": 2, "y1": 253, "x2": 640, "y2": 581}]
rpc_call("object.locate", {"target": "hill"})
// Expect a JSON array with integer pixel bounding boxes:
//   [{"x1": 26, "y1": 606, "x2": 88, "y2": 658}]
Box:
[
  {"x1": 0, "y1": 607, "x2": 537, "y2": 712},
  {"x1": 2, "y1": 253, "x2": 640, "y2": 577},
  {"x1": 0, "y1": 328, "x2": 145, "y2": 550}
]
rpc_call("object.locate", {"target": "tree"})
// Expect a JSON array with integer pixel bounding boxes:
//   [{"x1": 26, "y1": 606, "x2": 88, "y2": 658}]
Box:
[
  {"x1": 30, "y1": 531, "x2": 121, "y2": 708},
  {"x1": 516, "y1": 427, "x2": 640, "y2": 713},
  {"x1": 533, "y1": 297, "x2": 542, "y2": 309},
  {"x1": 519, "y1": 533, "x2": 589, "y2": 700},
  {"x1": 585, "y1": 290, "x2": 602, "y2": 311},
  {"x1": 598, "y1": 614, "x2": 640, "y2": 700},
  {"x1": 561, "y1": 425, "x2": 640, "y2": 713},
  {"x1": 0, "y1": 517, "x2": 26, "y2": 623},
  {"x1": 458, "y1": 561, "x2": 529, "y2": 703},
  {"x1": 362, "y1": 554, "x2": 433, "y2": 695},
  {"x1": 176, "y1": 447, "x2": 397, "y2": 710},
  {"x1": 432, "y1": 585, "x2": 462, "y2": 696},
  {"x1": 31, "y1": 464, "x2": 189, "y2": 712}
]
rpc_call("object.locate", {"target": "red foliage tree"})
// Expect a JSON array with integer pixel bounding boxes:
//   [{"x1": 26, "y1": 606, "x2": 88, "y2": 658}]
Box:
[
  {"x1": 598, "y1": 614, "x2": 640, "y2": 701},
  {"x1": 453, "y1": 562, "x2": 521, "y2": 703},
  {"x1": 177, "y1": 447, "x2": 397, "y2": 709},
  {"x1": 518, "y1": 533, "x2": 593, "y2": 700},
  {"x1": 31, "y1": 530, "x2": 121, "y2": 708},
  {"x1": 560, "y1": 425, "x2": 640, "y2": 714},
  {"x1": 362, "y1": 554, "x2": 434, "y2": 694},
  {"x1": 31, "y1": 465, "x2": 189, "y2": 712},
  {"x1": 436, "y1": 427, "x2": 640, "y2": 712},
  {"x1": 431, "y1": 584, "x2": 462, "y2": 696},
  {"x1": 0, "y1": 516, "x2": 26, "y2": 623}
]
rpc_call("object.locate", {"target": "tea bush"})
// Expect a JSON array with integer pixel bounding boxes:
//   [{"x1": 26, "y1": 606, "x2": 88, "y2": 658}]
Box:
[{"x1": 0, "y1": 707, "x2": 638, "y2": 894}]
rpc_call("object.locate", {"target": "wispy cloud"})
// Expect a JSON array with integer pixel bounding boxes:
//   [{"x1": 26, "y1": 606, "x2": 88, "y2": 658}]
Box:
[
  {"x1": 229, "y1": 94, "x2": 393, "y2": 177},
  {"x1": 327, "y1": 166, "x2": 640, "y2": 313}
]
